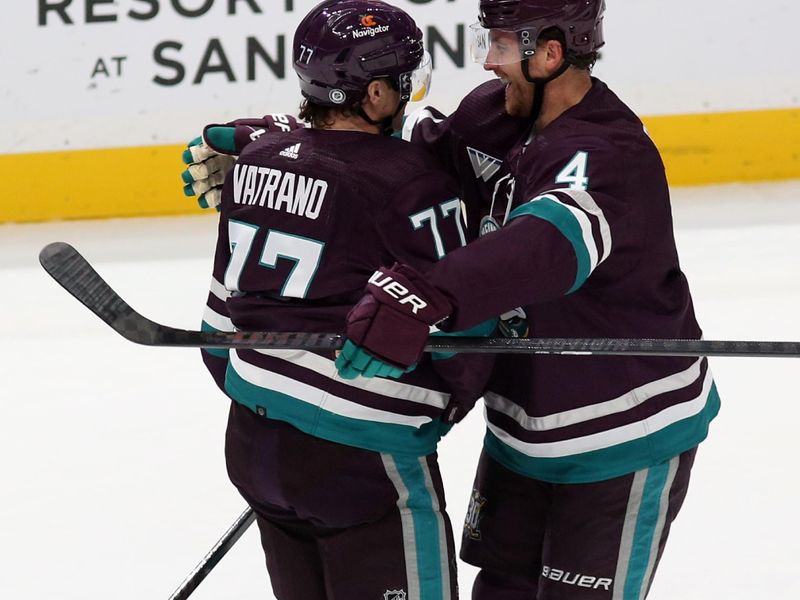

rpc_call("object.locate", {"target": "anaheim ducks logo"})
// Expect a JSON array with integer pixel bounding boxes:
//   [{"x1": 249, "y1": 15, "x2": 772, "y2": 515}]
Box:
[{"x1": 360, "y1": 14, "x2": 377, "y2": 27}]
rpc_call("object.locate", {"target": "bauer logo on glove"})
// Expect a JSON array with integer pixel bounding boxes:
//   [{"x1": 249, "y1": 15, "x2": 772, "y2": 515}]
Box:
[
  {"x1": 368, "y1": 270, "x2": 429, "y2": 314},
  {"x1": 335, "y1": 264, "x2": 454, "y2": 378}
]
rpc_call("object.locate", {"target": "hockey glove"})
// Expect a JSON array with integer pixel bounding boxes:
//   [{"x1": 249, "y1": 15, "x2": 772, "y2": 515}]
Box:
[
  {"x1": 335, "y1": 264, "x2": 453, "y2": 380},
  {"x1": 181, "y1": 114, "x2": 304, "y2": 209},
  {"x1": 181, "y1": 126, "x2": 238, "y2": 208},
  {"x1": 181, "y1": 128, "x2": 237, "y2": 209},
  {"x1": 336, "y1": 340, "x2": 414, "y2": 380}
]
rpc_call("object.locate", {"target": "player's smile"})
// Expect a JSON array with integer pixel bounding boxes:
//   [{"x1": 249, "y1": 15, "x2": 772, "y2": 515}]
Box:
[{"x1": 488, "y1": 65, "x2": 534, "y2": 118}]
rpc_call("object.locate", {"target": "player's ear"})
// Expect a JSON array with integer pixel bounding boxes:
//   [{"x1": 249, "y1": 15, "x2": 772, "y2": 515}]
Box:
[
  {"x1": 364, "y1": 79, "x2": 386, "y2": 107},
  {"x1": 362, "y1": 79, "x2": 393, "y2": 117},
  {"x1": 545, "y1": 39, "x2": 564, "y2": 69}
]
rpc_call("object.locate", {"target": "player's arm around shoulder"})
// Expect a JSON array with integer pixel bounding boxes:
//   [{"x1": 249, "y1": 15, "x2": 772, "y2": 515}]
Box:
[
  {"x1": 181, "y1": 114, "x2": 305, "y2": 209},
  {"x1": 412, "y1": 136, "x2": 638, "y2": 330}
]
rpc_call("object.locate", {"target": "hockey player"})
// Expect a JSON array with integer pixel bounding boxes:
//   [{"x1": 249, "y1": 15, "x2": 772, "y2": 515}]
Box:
[
  {"x1": 183, "y1": 1, "x2": 719, "y2": 597},
  {"x1": 200, "y1": 2, "x2": 494, "y2": 599},
  {"x1": 335, "y1": 1, "x2": 721, "y2": 599}
]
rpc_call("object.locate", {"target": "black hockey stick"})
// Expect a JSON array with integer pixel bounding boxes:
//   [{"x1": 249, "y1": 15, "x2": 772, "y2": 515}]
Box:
[
  {"x1": 167, "y1": 506, "x2": 256, "y2": 600},
  {"x1": 39, "y1": 241, "x2": 800, "y2": 358}
]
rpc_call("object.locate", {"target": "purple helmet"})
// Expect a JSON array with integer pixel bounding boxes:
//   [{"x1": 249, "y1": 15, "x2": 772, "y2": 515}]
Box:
[
  {"x1": 478, "y1": 0, "x2": 605, "y2": 58},
  {"x1": 293, "y1": 0, "x2": 426, "y2": 107}
]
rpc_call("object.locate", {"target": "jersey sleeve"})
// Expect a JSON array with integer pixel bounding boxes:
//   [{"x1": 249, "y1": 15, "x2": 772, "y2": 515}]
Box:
[
  {"x1": 374, "y1": 166, "x2": 495, "y2": 417},
  {"x1": 400, "y1": 106, "x2": 454, "y2": 164},
  {"x1": 200, "y1": 215, "x2": 234, "y2": 393},
  {"x1": 203, "y1": 113, "x2": 305, "y2": 155},
  {"x1": 428, "y1": 140, "x2": 644, "y2": 331}
]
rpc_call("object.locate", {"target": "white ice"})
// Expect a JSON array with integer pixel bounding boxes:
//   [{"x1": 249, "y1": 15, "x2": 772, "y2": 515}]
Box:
[{"x1": 1, "y1": 180, "x2": 799, "y2": 600}]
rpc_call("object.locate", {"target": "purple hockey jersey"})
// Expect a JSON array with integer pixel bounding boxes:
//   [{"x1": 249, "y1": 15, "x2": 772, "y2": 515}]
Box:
[
  {"x1": 417, "y1": 78, "x2": 720, "y2": 483},
  {"x1": 202, "y1": 127, "x2": 493, "y2": 456},
  {"x1": 401, "y1": 79, "x2": 528, "y2": 239}
]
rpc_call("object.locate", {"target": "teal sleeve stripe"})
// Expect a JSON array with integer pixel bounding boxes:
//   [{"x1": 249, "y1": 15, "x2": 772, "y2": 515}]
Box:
[
  {"x1": 225, "y1": 366, "x2": 444, "y2": 456},
  {"x1": 508, "y1": 197, "x2": 592, "y2": 293},
  {"x1": 484, "y1": 383, "x2": 720, "y2": 484},
  {"x1": 392, "y1": 455, "x2": 447, "y2": 600},
  {"x1": 201, "y1": 321, "x2": 230, "y2": 358}
]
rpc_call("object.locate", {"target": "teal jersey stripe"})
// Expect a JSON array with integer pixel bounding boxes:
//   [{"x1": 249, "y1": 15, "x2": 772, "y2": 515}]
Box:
[
  {"x1": 623, "y1": 462, "x2": 670, "y2": 598},
  {"x1": 508, "y1": 197, "x2": 592, "y2": 293},
  {"x1": 484, "y1": 383, "x2": 720, "y2": 484},
  {"x1": 392, "y1": 454, "x2": 447, "y2": 600},
  {"x1": 201, "y1": 321, "x2": 230, "y2": 358},
  {"x1": 225, "y1": 365, "x2": 445, "y2": 456}
]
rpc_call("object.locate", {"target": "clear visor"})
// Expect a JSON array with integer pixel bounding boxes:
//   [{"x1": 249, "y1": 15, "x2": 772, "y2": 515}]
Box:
[
  {"x1": 469, "y1": 22, "x2": 534, "y2": 66},
  {"x1": 408, "y1": 50, "x2": 433, "y2": 103}
]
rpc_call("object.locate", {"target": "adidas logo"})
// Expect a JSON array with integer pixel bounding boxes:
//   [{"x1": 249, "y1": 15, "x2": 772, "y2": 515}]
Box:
[
  {"x1": 279, "y1": 143, "x2": 301, "y2": 160},
  {"x1": 467, "y1": 146, "x2": 502, "y2": 182}
]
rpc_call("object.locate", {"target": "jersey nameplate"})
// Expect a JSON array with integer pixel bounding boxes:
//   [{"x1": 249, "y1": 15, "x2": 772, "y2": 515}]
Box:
[{"x1": 232, "y1": 163, "x2": 328, "y2": 220}]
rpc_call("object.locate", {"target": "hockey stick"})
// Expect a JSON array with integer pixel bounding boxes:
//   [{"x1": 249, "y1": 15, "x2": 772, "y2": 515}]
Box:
[
  {"x1": 167, "y1": 506, "x2": 256, "y2": 600},
  {"x1": 39, "y1": 241, "x2": 800, "y2": 358}
]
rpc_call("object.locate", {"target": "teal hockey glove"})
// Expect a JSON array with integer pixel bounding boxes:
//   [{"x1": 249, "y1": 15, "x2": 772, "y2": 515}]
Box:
[{"x1": 336, "y1": 340, "x2": 415, "y2": 380}]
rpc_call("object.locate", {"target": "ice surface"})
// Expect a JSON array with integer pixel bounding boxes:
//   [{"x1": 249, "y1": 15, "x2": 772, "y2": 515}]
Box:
[{"x1": 1, "y1": 181, "x2": 799, "y2": 599}]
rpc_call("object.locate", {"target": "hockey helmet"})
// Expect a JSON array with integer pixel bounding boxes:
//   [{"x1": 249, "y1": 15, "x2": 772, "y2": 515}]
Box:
[
  {"x1": 470, "y1": 0, "x2": 605, "y2": 65},
  {"x1": 293, "y1": 0, "x2": 432, "y2": 107}
]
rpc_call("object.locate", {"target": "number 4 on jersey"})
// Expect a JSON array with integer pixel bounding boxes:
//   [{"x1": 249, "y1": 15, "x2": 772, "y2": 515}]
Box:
[{"x1": 555, "y1": 151, "x2": 590, "y2": 191}]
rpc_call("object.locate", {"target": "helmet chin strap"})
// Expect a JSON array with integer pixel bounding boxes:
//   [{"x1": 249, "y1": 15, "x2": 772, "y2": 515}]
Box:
[
  {"x1": 521, "y1": 56, "x2": 571, "y2": 124},
  {"x1": 356, "y1": 99, "x2": 407, "y2": 136}
]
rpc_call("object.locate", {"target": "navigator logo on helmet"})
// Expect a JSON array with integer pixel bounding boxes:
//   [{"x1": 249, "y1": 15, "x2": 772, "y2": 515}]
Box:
[{"x1": 292, "y1": 0, "x2": 432, "y2": 132}]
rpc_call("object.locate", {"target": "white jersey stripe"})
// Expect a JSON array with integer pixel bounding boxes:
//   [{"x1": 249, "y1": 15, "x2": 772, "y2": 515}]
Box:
[
  {"x1": 202, "y1": 305, "x2": 234, "y2": 332},
  {"x1": 253, "y1": 349, "x2": 450, "y2": 409},
  {"x1": 402, "y1": 108, "x2": 444, "y2": 142},
  {"x1": 209, "y1": 277, "x2": 231, "y2": 302},
  {"x1": 545, "y1": 188, "x2": 613, "y2": 264},
  {"x1": 485, "y1": 358, "x2": 704, "y2": 431},
  {"x1": 536, "y1": 194, "x2": 600, "y2": 273},
  {"x1": 230, "y1": 351, "x2": 432, "y2": 428},
  {"x1": 485, "y1": 367, "x2": 713, "y2": 458}
]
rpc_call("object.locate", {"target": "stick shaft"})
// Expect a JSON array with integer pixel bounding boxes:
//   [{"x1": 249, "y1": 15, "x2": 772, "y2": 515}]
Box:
[
  {"x1": 167, "y1": 507, "x2": 256, "y2": 600},
  {"x1": 39, "y1": 242, "x2": 800, "y2": 358}
]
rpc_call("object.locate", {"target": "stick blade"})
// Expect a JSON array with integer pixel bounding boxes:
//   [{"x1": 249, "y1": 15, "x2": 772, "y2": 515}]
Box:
[{"x1": 39, "y1": 242, "x2": 160, "y2": 345}]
